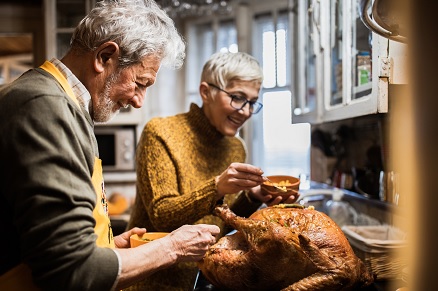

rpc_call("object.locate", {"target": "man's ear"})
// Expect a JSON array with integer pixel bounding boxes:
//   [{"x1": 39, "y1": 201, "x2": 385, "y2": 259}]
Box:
[
  {"x1": 199, "y1": 82, "x2": 212, "y2": 103},
  {"x1": 94, "y1": 42, "x2": 119, "y2": 73}
]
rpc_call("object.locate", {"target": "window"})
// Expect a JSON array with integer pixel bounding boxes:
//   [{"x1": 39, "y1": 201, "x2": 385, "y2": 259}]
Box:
[
  {"x1": 218, "y1": 20, "x2": 238, "y2": 53},
  {"x1": 251, "y1": 10, "x2": 311, "y2": 180},
  {"x1": 260, "y1": 92, "x2": 311, "y2": 177},
  {"x1": 185, "y1": 19, "x2": 237, "y2": 109},
  {"x1": 184, "y1": 5, "x2": 310, "y2": 181}
]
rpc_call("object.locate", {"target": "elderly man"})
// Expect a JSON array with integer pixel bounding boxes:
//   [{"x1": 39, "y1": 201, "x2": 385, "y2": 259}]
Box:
[{"x1": 0, "y1": 1, "x2": 219, "y2": 290}]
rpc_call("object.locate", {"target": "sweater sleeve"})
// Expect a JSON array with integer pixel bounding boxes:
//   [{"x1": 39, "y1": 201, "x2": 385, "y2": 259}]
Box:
[
  {"x1": 231, "y1": 191, "x2": 263, "y2": 218},
  {"x1": 135, "y1": 121, "x2": 219, "y2": 231},
  {"x1": 1, "y1": 93, "x2": 119, "y2": 290}
]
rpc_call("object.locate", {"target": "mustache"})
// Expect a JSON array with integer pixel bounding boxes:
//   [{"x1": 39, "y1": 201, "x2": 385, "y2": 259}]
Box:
[{"x1": 116, "y1": 101, "x2": 130, "y2": 110}]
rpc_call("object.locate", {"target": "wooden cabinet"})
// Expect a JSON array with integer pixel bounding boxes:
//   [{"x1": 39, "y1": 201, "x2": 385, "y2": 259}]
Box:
[
  {"x1": 293, "y1": 0, "x2": 407, "y2": 124},
  {"x1": 44, "y1": 0, "x2": 96, "y2": 59}
]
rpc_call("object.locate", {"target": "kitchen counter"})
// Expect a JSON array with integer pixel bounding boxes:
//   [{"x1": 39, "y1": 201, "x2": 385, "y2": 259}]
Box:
[
  {"x1": 299, "y1": 181, "x2": 403, "y2": 226},
  {"x1": 302, "y1": 181, "x2": 400, "y2": 212}
]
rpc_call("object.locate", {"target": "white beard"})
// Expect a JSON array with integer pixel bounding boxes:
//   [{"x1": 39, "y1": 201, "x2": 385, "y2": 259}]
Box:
[{"x1": 92, "y1": 71, "x2": 121, "y2": 123}]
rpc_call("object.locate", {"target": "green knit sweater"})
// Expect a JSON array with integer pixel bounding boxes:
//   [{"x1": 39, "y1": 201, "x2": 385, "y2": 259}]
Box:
[{"x1": 126, "y1": 103, "x2": 260, "y2": 291}]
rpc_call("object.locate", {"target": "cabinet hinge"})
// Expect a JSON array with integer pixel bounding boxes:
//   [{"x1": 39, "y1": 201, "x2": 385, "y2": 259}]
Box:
[{"x1": 379, "y1": 57, "x2": 390, "y2": 78}]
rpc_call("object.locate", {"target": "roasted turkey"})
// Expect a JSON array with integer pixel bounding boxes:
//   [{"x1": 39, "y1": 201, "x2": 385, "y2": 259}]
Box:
[{"x1": 198, "y1": 204, "x2": 374, "y2": 291}]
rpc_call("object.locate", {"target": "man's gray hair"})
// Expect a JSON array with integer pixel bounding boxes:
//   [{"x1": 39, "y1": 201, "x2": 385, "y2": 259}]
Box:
[{"x1": 70, "y1": 0, "x2": 186, "y2": 69}]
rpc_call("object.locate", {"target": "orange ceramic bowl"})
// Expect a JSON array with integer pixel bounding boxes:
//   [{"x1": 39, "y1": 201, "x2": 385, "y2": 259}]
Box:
[
  {"x1": 261, "y1": 175, "x2": 300, "y2": 200},
  {"x1": 130, "y1": 232, "x2": 169, "y2": 248}
]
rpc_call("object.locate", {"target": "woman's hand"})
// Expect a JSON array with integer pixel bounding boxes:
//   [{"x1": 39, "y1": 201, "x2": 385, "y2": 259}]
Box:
[
  {"x1": 114, "y1": 227, "x2": 147, "y2": 248},
  {"x1": 248, "y1": 185, "x2": 298, "y2": 206},
  {"x1": 215, "y1": 162, "x2": 299, "y2": 205},
  {"x1": 215, "y1": 162, "x2": 265, "y2": 200}
]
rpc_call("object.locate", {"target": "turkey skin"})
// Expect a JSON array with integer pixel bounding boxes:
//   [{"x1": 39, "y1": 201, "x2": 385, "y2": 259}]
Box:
[{"x1": 198, "y1": 204, "x2": 374, "y2": 291}]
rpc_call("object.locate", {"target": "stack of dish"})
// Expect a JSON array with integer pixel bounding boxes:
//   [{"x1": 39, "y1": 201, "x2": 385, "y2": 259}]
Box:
[{"x1": 342, "y1": 225, "x2": 407, "y2": 280}]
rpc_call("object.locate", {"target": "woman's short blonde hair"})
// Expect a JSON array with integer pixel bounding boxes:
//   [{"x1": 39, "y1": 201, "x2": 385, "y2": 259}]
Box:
[{"x1": 200, "y1": 52, "x2": 263, "y2": 88}]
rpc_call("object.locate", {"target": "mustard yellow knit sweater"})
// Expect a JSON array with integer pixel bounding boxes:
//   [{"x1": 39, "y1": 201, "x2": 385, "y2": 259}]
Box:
[{"x1": 126, "y1": 103, "x2": 260, "y2": 291}]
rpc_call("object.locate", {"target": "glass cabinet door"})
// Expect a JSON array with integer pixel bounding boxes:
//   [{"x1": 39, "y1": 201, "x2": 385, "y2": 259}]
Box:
[
  {"x1": 350, "y1": 0, "x2": 373, "y2": 100},
  {"x1": 293, "y1": 0, "x2": 389, "y2": 124},
  {"x1": 328, "y1": 0, "x2": 343, "y2": 106},
  {"x1": 325, "y1": 0, "x2": 372, "y2": 107},
  {"x1": 293, "y1": 0, "x2": 323, "y2": 123},
  {"x1": 321, "y1": 0, "x2": 387, "y2": 122},
  {"x1": 304, "y1": 0, "x2": 318, "y2": 114}
]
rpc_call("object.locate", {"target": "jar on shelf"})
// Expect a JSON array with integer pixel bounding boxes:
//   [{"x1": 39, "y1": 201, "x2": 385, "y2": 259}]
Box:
[{"x1": 356, "y1": 51, "x2": 371, "y2": 86}]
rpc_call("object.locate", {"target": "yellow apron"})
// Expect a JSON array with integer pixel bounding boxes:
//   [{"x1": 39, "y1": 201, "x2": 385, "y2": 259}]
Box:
[
  {"x1": 0, "y1": 61, "x2": 114, "y2": 289},
  {"x1": 91, "y1": 157, "x2": 115, "y2": 248}
]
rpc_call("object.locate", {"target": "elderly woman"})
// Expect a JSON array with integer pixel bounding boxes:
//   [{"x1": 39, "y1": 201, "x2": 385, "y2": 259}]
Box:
[{"x1": 127, "y1": 51, "x2": 297, "y2": 290}]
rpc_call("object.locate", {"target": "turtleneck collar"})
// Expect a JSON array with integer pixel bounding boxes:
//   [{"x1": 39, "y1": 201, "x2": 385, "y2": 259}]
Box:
[{"x1": 187, "y1": 103, "x2": 225, "y2": 142}]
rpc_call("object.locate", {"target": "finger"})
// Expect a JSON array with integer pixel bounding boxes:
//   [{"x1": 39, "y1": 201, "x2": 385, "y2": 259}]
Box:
[
  {"x1": 282, "y1": 195, "x2": 296, "y2": 204},
  {"x1": 131, "y1": 227, "x2": 147, "y2": 235},
  {"x1": 119, "y1": 227, "x2": 145, "y2": 240},
  {"x1": 209, "y1": 226, "x2": 220, "y2": 236},
  {"x1": 230, "y1": 173, "x2": 265, "y2": 187},
  {"x1": 281, "y1": 194, "x2": 298, "y2": 204},
  {"x1": 230, "y1": 162, "x2": 264, "y2": 176},
  {"x1": 266, "y1": 196, "x2": 283, "y2": 206},
  {"x1": 198, "y1": 224, "x2": 220, "y2": 236},
  {"x1": 233, "y1": 178, "x2": 262, "y2": 188},
  {"x1": 273, "y1": 196, "x2": 284, "y2": 204},
  {"x1": 258, "y1": 193, "x2": 273, "y2": 202}
]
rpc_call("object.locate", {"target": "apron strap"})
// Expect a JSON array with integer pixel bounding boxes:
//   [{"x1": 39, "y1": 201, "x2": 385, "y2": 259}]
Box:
[{"x1": 39, "y1": 61, "x2": 80, "y2": 108}]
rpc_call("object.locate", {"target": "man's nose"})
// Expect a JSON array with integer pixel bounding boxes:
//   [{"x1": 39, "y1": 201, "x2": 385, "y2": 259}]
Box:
[{"x1": 129, "y1": 93, "x2": 144, "y2": 108}]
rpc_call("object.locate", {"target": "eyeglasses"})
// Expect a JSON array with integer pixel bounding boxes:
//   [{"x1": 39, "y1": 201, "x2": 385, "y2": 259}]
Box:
[{"x1": 207, "y1": 83, "x2": 263, "y2": 114}]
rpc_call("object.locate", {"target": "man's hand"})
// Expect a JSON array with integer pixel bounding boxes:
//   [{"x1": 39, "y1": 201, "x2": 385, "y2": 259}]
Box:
[
  {"x1": 114, "y1": 227, "x2": 147, "y2": 248},
  {"x1": 167, "y1": 224, "x2": 220, "y2": 263}
]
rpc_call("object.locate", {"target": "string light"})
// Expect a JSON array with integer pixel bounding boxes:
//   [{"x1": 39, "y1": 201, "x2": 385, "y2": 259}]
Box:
[{"x1": 155, "y1": 0, "x2": 233, "y2": 19}]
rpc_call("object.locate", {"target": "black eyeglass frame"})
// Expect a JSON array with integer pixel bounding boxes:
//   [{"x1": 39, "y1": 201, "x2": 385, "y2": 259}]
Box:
[{"x1": 207, "y1": 83, "x2": 263, "y2": 114}]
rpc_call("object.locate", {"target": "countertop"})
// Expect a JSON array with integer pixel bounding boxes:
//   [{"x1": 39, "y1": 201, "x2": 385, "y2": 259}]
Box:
[{"x1": 301, "y1": 181, "x2": 399, "y2": 211}]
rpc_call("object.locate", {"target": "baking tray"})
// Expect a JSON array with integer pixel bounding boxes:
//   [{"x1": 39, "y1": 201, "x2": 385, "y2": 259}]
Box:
[
  {"x1": 193, "y1": 269, "x2": 390, "y2": 291},
  {"x1": 193, "y1": 270, "x2": 219, "y2": 291}
]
